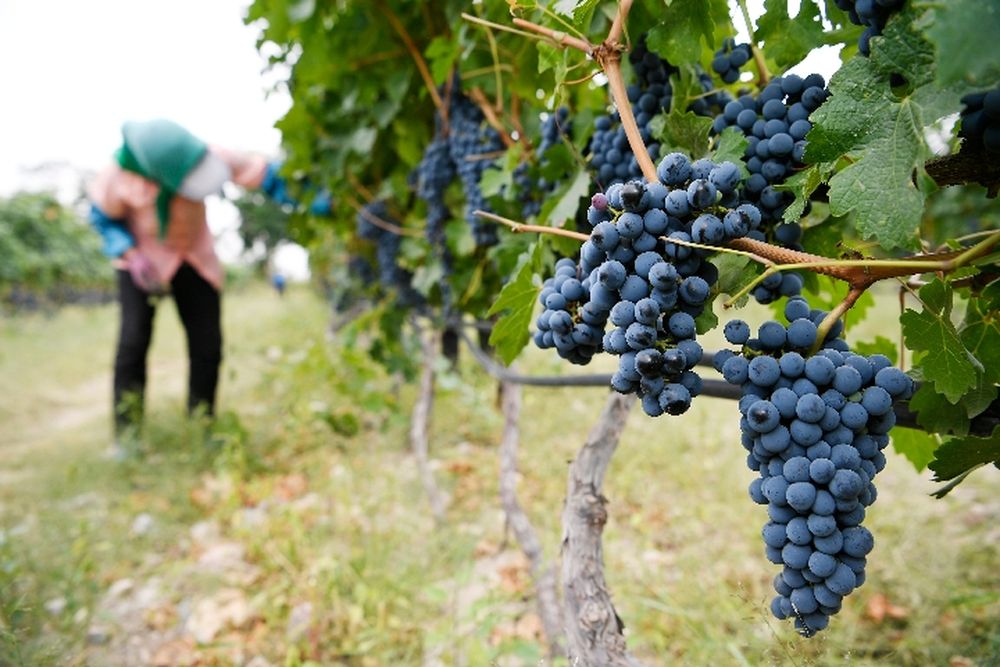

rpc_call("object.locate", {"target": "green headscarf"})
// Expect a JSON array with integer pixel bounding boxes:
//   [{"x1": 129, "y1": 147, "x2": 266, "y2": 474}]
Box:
[{"x1": 114, "y1": 119, "x2": 208, "y2": 237}]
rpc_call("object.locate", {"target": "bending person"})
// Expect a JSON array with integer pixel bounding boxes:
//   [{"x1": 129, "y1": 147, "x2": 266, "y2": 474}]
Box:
[{"x1": 87, "y1": 118, "x2": 321, "y2": 455}]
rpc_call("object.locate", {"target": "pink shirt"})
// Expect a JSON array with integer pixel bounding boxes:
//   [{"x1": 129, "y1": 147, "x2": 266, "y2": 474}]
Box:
[{"x1": 88, "y1": 147, "x2": 268, "y2": 291}]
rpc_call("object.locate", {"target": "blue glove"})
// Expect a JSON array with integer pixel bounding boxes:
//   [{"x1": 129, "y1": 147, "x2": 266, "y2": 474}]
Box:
[
  {"x1": 88, "y1": 204, "x2": 135, "y2": 257},
  {"x1": 261, "y1": 161, "x2": 332, "y2": 215},
  {"x1": 260, "y1": 161, "x2": 295, "y2": 207}
]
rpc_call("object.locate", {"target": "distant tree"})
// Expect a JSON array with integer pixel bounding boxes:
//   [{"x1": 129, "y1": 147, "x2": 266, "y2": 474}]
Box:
[
  {"x1": 0, "y1": 192, "x2": 112, "y2": 303},
  {"x1": 231, "y1": 191, "x2": 291, "y2": 273}
]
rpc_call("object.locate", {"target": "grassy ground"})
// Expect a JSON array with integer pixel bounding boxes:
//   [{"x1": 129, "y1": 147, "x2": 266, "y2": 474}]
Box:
[{"x1": 0, "y1": 282, "x2": 997, "y2": 666}]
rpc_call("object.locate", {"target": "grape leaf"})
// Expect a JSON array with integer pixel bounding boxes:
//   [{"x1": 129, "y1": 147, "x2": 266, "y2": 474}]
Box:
[
  {"x1": 960, "y1": 296, "x2": 1000, "y2": 386},
  {"x1": 650, "y1": 110, "x2": 713, "y2": 159},
  {"x1": 551, "y1": 0, "x2": 601, "y2": 31},
  {"x1": 755, "y1": 0, "x2": 824, "y2": 71},
  {"x1": 488, "y1": 244, "x2": 543, "y2": 365},
  {"x1": 907, "y1": 384, "x2": 972, "y2": 437},
  {"x1": 542, "y1": 168, "x2": 591, "y2": 229},
  {"x1": 778, "y1": 163, "x2": 832, "y2": 223},
  {"x1": 853, "y1": 336, "x2": 898, "y2": 362},
  {"x1": 425, "y1": 36, "x2": 461, "y2": 85},
  {"x1": 646, "y1": 0, "x2": 728, "y2": 66},
  {"x1": 928, "y1": 425, "x2": 1000, "y2": 482},
  {"x1": 481, "y1": 165, "x2": 513, "y2": 199},
  {"x1": 696, "y1": 306, "x2": 719, "y2": 335},
  {"x1": 900, "y1": 280, "x2": 980, "y2": 402},
  {"x1": 920, "y1": 0, "x2": 1000, "y2": 87},
  {"x1": 805, "y1": 8, "x2": 960, "y2": 251},
  {"x1": 712, "y1": 128, "x2": 749, "y2": 177},
  {"x1": 826, "y1": 95, "x2": 925, "y2": 251},
  {"x1": 711, "y1": 254, "x2": 756, "y2": 305},
  {"x1": 800, "y1": 216, "x2": 849, "y2": 260},
  {"x1": 890, "y1": 428, "x2": 940, "y2": 472}
]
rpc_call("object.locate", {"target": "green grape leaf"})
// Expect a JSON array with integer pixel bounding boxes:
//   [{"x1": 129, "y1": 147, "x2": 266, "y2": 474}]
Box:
[
  {"x1": 650, "y1": 110, "x2": 713, "y2": 159},
  {"x1": 907, "y1": 384, "x2": 971, "y2": 437},
  {"x1": 805, "y1": 8, "x2": 963, "y2": 251},
  {"x1": 425, "y1": 36, "x2": 461, "y2": 85},
  {"x1": 928, "y1": 426, "x2": 1000, "y2": 482},
  {"x1": 488, "y1": 244, "x2": 543, "y2": 365},
  {"x1": 712, "y1": 128, "x2": 750, "y2": 177},
  {"x1": 755, "y1": 0, "x2": 825, "y2": 71},
  {"x1": 800, "y1": 216, "x2": 849, "y2": 259},
  {"x1": 960, "y1": 376, "x2": 998, "y2": 420},
  {"x1": 646, "y1": 0, "x2": 728, "y2": 65},
  {"x1": 920, "y1": 0, "x2": 1000, "y2": 87},
  {"x1": 537, "y1": 43, "x2": 569, "y2": 88},
  {"x1": 695, "y1": 306, "x2": 719, "y2": 335},
  {"x1": 481, "y1": 165, "x2": 513, "y2": 199},
  {"x1": 900, "y1": 280, "x2": 980, "y2": 402},
  {"x1": 542, "y1": 168, "x2": 591, "y2": 229},
  {"x1": 960, "y1": 295, "x2": 1000, "y2": 386},
  {"x1": 890, "y1": 428, "x2": 940, "y2": 472},
  {"x1": 853, "y1": 336, "x2": 898, "y2": 362},
  {"x1": 711, "y1": 254, "x2": 756, "y2": 305},
  {"x1": 551, "y1": 0, "x2": 601, "y2": 30},
  {"x1": 778, "y1": 163, "x2": 833, "y2": 223},
  {"x1": 826, "y1": 99, "x2": 925, "y2": 251}
]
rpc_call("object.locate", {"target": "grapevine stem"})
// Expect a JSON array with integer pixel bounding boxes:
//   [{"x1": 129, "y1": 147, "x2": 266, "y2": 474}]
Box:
[
  {"x1": 511, "y1": 18, "x2": 595, "y2": 54},
  {"x1": 461, "y1": 13, "x2": 549, "y2": 42},
  {"x1": 602, "y1": 54, "x2": 659, "y2": 184},
  {"x1": 607, "y1": 0, "x2": 634, "y2": 46},
  {"x1": 537, "y1": 1, "x2": 590, "y2": 43},
  {"x1": 469, "y1": 87, "x2": 516, "y2": 148},
  {"x1": 736, "y1": 0, "x2": 771, "y2": 85},
  {"x1": 728, "y1": 234, "x2": 1000, "y2": 288},
  {"x1": 463, "y1": 64, "x2": 516, "y2": 79},
  {"x1": 344, "y1": 192, "x2": 424, "y2": 238},
  {"x1": 663, "y1": 236, "x2": 775, "y2": 267},
  {"x1": 811, "y1": 286, "x2": 866, "y2": 354},
  {"x1": 480, "y1": 17, "x2": 505, "y2": 111},
  {"x1": 473, "y1": 210, "x2": 590, "y2": 241},
  {"x1": 377, "y1": 1, "x2": 444, "y2": 113}
]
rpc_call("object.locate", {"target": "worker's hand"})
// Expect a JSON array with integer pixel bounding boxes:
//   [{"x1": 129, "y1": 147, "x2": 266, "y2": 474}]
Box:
[{"x1": 124, "y1": 250, "x2": 164, "y2": 294}]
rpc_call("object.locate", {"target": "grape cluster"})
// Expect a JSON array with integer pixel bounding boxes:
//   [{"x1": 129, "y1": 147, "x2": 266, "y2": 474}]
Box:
[
  {"x1": 713, "y1": 73, "x2": 828, "y2": 225},
  {"x1": 515, "y1": 107, "x2": 572, "y2": 218},
  {"x1": 535, "y1": 153, "x2": 765, "y2": 416},
  {"x1": 833, "y1": 0, "x2": 906, "y2": 56},
  {"x1": 959, "y1": 87, "x2": 1000, "y2": 153},
  {"x1": 712, "y1": 38, "x2": 752, "y2": 85},
  {"x1": 588, "y1": 36, "x2": 731, "y2": 187},
  {"x1": 447, "y1": 92, "x2": 505, "y2": 246},
  {"x1": 532, "y1": 257, "x2": 605, "y2": 365},
  {"x1": 416, "y1": 131, "x2": 455, "y2": 248},
  {"x1": 356, "y1": 200, "x2": 423, "y2": 307},
  {"x1": 714, "y1": 297, "x2": 914, "y2": 636}
]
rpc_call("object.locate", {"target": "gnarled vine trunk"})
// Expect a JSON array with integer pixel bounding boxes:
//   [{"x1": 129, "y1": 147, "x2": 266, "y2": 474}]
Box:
[{"x1": 561, "y1": 392, "x2": 645, "y2": 667}]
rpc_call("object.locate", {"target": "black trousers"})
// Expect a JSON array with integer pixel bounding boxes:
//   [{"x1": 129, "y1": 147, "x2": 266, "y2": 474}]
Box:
[{"x1": 113, "y1": 263, "x2": 223, "y2": 432}]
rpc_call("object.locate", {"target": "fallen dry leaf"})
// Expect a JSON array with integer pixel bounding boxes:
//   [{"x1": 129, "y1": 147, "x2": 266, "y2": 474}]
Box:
[
  {"x1": 444, "y1": 460, "x2": 475, "y2": 476},
  {"x1": 144, "y1": 603, "x2": 178, "y2": 631},
  {"x1": 151, "y1": 638, "x2": 200, "y2": 667},
  {"x1": 275, "y1": 473, "x2": 308, "y2": 501},
  {"x1": 865, "y1": 593, "x2": 909, "y2": 624}
]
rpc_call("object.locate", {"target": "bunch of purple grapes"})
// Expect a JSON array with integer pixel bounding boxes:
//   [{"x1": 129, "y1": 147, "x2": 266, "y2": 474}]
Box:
[
  {"x1": 715, "y1": 297, "x2": 914, "y2": 636},
  {"x1": 535, "y1": 152, "x2": 765, "y2": 416}
]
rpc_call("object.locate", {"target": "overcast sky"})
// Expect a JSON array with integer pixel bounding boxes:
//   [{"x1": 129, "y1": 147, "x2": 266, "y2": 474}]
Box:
[{"x1": 0, "y1": 0, "x2": 289, "y2": 194}]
